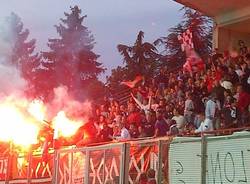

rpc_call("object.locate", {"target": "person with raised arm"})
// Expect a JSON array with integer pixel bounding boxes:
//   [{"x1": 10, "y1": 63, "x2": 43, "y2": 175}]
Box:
[{"x1": 131, "y1": 93, "x2": 152, "y2": 115}]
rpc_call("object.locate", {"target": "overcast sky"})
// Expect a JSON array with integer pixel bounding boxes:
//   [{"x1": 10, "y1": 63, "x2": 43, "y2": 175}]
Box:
[{"x1": 0, "y1": 0, "x2": 182, "y2": 79}]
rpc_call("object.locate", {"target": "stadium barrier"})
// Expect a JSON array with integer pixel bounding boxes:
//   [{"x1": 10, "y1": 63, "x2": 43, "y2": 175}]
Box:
[
  {"x1": 1, "y1": 129, "x2": 250, "y2": 184},
  {"x1": 52, "y1": 137, "x2": 172, "y2": 184},
  {"x1": 0, "y1": 149, "x2": 53, "y2": 184}
]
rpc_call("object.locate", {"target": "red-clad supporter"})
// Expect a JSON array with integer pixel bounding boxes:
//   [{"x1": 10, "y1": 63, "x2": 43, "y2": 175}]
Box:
[
  {"x1": 128, "y1": 124, "x2": 140, "y2": 138},
  {"x1": 204, "y1": 72, "x2": 214, "y2": 93},
  {"x1": 139, "y1": 172, "x2": 148, "y2": 184},
  {"x1": 147, "y1": 169, "x2": 157, "y2": 184},
  {"x1": 127, "y1": 103, "x2": 142, "y2": 129},
  {"x1": 98, "y1": 123, "x2": 113, "y2": 142},
  {"x1": 75, "y1": 117, "x2": 98, "y2": 147},
  {"x1": 236, "y1": 85, "x2": 250, "y2": 113}
]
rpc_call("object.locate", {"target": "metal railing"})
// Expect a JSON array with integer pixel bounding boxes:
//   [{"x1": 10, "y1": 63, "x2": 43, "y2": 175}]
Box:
[{"x1": 1, "y1": 127, "x2": 250, "y2": 184}]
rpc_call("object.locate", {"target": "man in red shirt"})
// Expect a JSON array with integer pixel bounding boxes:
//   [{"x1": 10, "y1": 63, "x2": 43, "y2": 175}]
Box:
[
  {"x1": 74, "y1": 117, "x2": 98, "y2": 147},
  {"x1": 236, "y1": 85, "x2": 250, "y2": 113},
  {"x1": 127, "y1": 103, "x2": 142, "y2": 134}
]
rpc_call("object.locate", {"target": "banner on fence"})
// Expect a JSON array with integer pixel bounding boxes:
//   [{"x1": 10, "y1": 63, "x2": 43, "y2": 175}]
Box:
[{"x1": 0, "y1": 157, "x2": 8, "y2": 180}]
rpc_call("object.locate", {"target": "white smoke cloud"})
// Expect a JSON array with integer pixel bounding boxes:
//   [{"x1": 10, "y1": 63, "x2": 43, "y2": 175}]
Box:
[
  {"x1": 0, "y1": 60, "x2": 27, "y2": 96},
  {"x1": 46, "y1": 86, "x2": 92, "y2": 122},
  {"x1": 0, "y1": 18, "x2": 27, "y2": 97}
]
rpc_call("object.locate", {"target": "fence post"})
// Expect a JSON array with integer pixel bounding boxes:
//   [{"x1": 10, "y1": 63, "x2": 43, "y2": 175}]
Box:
[
  {"x1": 27, "y1": 151, "x2": 33, "y2": 184},
  {"x1": 157, "y1": 140, "x2": 163, "y2": 183},
  {"x1": 5, "y1": 142, "x2": 14, "y2": 184},
  {"x1": 52, "y1": 150, "x2": 60, "y2": 184},
  {"x1": 120, "y1": 143, "x2": 130, "y2": 184},
  {"x1": 201, "y1": 134, "x2": 207, "y2": 184},
  {"x1": 84, "y1": 150, "x2": 90, "y2": 184},
  {"x1": 70, "y1": 152, "x2": 73, "y2": 184},
  {"x1": 103, "y1": 150, "x2": 106, "y2": 183}
]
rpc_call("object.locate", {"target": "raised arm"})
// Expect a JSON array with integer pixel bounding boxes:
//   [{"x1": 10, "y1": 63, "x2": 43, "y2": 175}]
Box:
[
  {"x1": 131, "y1": 93, "x2": 144, "y2": 109},
  {"x1": 148, "y1": 95, "x2": 152, "y2": 109}
]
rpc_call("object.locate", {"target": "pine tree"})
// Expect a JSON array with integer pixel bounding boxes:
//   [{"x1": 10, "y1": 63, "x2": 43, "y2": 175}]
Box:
[
  {"x1": 0, "y1": 12, "x2": 42, "y2": 98},
  {"x1": 117, "y1": 31, "x2": 160, "y2": 79},
  {"x1": 106, "y1": 66, "x2": 130, "y2": 93},
  {"x1": 43, "y1": 6, "x2": 105, "y2": 98},
  {"x1": 3, "y1": 12, "x2": 40, "y2": 80}
]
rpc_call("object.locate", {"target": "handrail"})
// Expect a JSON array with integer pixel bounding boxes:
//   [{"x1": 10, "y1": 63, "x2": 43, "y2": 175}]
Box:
[
  {"x1": 59, "y1": 126, "x2": 250, "y2": 149},
  {"x1": 179, "y1": 126, "x2": 250, "y2": 137}
]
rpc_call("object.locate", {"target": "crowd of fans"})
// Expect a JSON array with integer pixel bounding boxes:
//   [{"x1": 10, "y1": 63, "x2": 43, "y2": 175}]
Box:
[{"x1": 75, "y1": 44, "x2": 250, "y2": 146}]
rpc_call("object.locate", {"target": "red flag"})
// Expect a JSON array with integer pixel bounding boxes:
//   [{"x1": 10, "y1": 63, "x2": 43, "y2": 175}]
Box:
[{"x1": 121, "y1": 75, "x2": 143, "y2": 88}]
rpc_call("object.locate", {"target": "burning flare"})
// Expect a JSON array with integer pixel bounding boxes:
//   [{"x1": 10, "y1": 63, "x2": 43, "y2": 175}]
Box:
[
  {"x1": 28, "y1": 100, "x2": 46, "y2": 122},
  {"x1": 0, "y1": 90, "x2": 88, "y2": 149},
  {"x1": 0, "y1": 102, "x2": 39, "y2": 148},
  {"x1": 53, "y1": 111, "x2": 82, "y2": 139}
]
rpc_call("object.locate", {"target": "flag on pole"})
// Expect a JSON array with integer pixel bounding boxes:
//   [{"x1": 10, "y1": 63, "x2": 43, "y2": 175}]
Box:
[
  {"x1": 121, "y1": 75, "x2": 143, "y2": 88},
  {"x1": 178, "y1": 29, "x2": 194, "y2": 52},
  {"x1": 178, "y1": 29, "x2": 205, "y2": 73}
]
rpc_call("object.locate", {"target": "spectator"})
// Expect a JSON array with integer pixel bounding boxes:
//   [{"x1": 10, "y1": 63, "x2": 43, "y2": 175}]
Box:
[
  {"x1": 100, "y1": 104, "x2": 109, "y2": 118},
  {"x1": 131, "y1": 93, "x2": 152, "y2": 115},
  {"x1": 193, "y1": 112, "x2": 204, "y2": 129},
  {"x1": 205, "y1": 94, "x2": 217, "y2": 121},
  {"x1": 235, "y1": 64, "x2": 244, "y2": 78},
  {"x1": 127, "y1": 103, "x2": 142, "y2": 131},
  {"x1": 138, "y1": 172, "x2": 148, "y2": 184},
  {"x1": 228, "y1": 66, "x2": 239, "y2": 84},
  {"x1": 154, "y1": 111, "x2": 169, "y2": 137},
  {"x1": 164, "y1": 104, "x2": 173, "y2": 120},
  {"x1": 184, "y1": 92, "x2": 194, "y2": 124},
  {"x1": 222, "y1": 98, "x2": 241, "y2": 128},
  {"x1": 105, "y1": 180, "x2": 113, "y2": 184},
  {"x1": 168, "y1": 120, "x2": 179, "y2": 136},
  {"x1": 112, "y1": 176, "x2": 120, "y2": 184},
  {"x1": 172, "y1": 108, "x2": 185, "y2": 132},
  {"x1": 211, "y1": 80, "x2": 225, "y2": 106},
  {"x1": 239, "y1": 40, "x2": 248, "y2": 56},
  {"x1": 142, "y1": 112, "x2": 156, "y2": 137},
  {"x1": 236, "y1": 85, "x2": 250, "y2": 113},
  {"x1": 114, "y1": 123, "x2": 131, "y2": 141},
  {"x1": 195, "y1": 113, "x2": 214, "y2": 133},
  {"x1": 98, "y1": 123, "x2": 113, "y2": 142},
  {"x1": 129, "y1": 124, "x2": 140, "y2": 138},
  {"x1": 147, "y1": 169, "x2": 156, "y2": 184}
]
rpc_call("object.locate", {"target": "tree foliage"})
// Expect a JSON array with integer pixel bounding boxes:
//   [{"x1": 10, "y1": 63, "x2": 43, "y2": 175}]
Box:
[
  {"x1": 2, "y1": 12, "x2": 41, "y2": 96},
  {"x1": 107, "y1": 31, "x2": 160, "y2": 93},
  {"x1": 117, "y1": 31, "x2": 160, "y2": 78},
  {"x1": 106, "y1": 66, "x2": 130, "y2": 93},
  {"x1": 42, "y1": 6, "x2": 105, "y2": 100}
]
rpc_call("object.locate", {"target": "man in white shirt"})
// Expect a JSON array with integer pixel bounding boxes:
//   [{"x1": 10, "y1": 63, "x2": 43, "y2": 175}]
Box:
[
  {"x1": 205, "y1": 94, "x2": 217, "y2": 120},
  {"x1": 172, "y1": 108, "x2": 185, "y2": 132},
  {"x1": 184, "y1": 92, "x2": 194, "y2": 123},
  {"x1": 114, "y1": 123, "x2": 131, "y2": 141}
]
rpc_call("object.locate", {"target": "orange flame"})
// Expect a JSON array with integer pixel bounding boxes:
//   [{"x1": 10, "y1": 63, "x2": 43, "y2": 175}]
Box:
[
  {"x1": 53, "y1": 111, "x2": 82, "y2": 139},
  {"x1": 28, "y1": 100, "x2": 46, "y2": 122},
  {"x1": 0, "y1": 96, "x2": 85, "y2": 149},
  {"x1": 0, "y1": 103, "x2": 39, "y2": 148}
]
